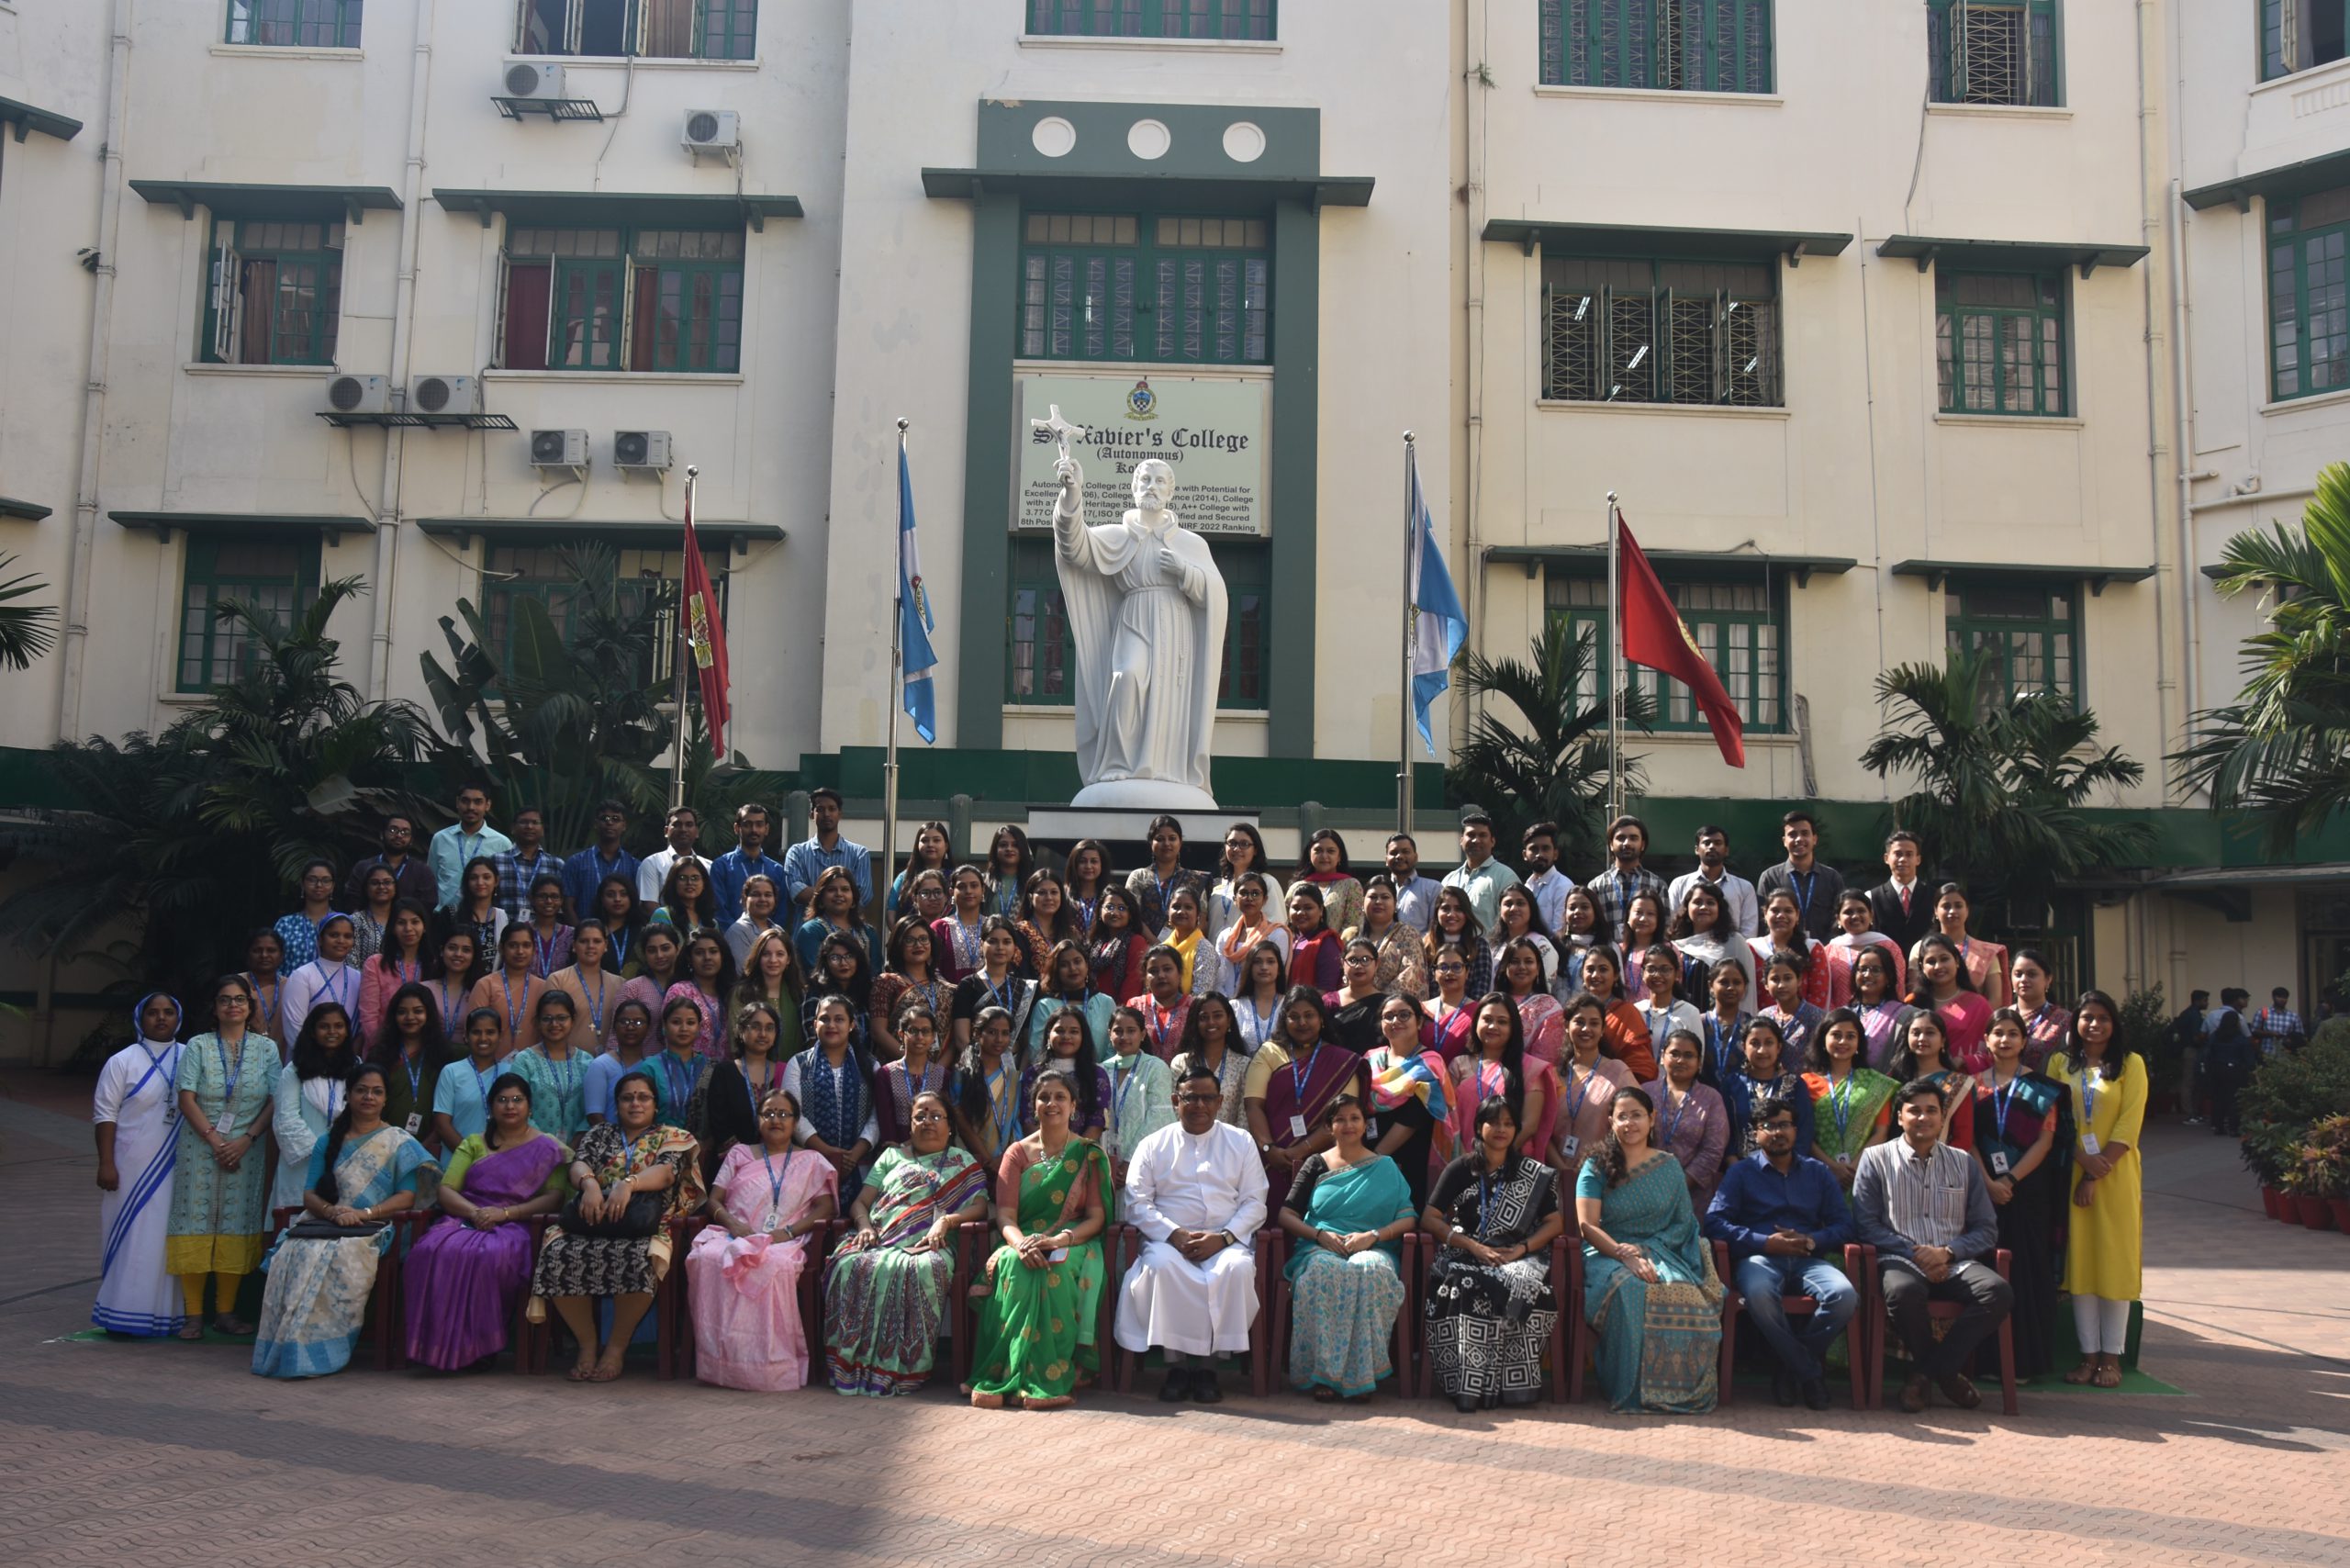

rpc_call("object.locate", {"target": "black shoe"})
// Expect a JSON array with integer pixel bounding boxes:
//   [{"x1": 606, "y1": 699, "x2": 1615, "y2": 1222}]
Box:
[
  {"x1": 1772, "y1": 1366, "x2": 1798, "y2": 1407},
  {"x1": 1158, "y1": 1367, "x2": 1193, "y2": 1403},
  {"x1": 1801, "y1": 1377, "x2": 1831, "y2": 1411},
  {"x1": 1500, "y1": 1387, "x2": 1539, "y2": 1407},
  {"x1": 1191, "y1": 1371, "x2": 1223, "y2": 1404},
  {"x1": 1452, "y1": 1394, "x2": 1480, "y2": 1414}
]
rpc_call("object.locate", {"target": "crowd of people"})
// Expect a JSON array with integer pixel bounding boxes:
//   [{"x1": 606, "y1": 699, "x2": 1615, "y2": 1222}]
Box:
[{"x1": 89, "y1": 791, "x2": 2147, "y2": 1415}]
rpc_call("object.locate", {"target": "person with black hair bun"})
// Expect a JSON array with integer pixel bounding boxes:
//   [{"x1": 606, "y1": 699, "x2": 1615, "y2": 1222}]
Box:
[
  {"x1": 1420, "y1": 1096, "x2": 1563, "y2": 1411},
  {"x1": 251, "y1": 1063, "x2": 436, "y2": 1378}
]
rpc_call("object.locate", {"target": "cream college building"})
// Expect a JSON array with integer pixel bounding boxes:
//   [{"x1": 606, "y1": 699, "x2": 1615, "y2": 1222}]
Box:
[{"x1": 1, "y1": 1, "x2": 2346, "y2": 1056}]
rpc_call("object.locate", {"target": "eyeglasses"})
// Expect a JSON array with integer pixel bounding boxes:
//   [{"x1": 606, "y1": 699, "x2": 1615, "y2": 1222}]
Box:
[
  {"x1": 759, "y1": 1109, "x2": 797, "y2": 1122},
  {"x1": 216, "y1": 996, "x2": 251, "y2": 1009}
]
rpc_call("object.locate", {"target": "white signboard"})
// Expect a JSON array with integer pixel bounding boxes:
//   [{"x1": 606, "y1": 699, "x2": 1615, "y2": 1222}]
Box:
[{"x1": 1016, "y1": 371, "x2": 1270, "y2": 537}]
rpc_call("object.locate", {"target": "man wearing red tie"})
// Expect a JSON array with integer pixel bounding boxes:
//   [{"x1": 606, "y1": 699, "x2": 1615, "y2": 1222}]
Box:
[{"x1": 1865, "y1": 831, "x2": 1936, "y2": 959}]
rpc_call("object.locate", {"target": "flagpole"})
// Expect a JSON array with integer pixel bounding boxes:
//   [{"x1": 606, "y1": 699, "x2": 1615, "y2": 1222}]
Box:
[
  {"x1": 884, "y1": 418, "x2": 908, "y2": 914},
  {"x1": 668, "y1": 465, "x2": 699, "y2": 812},
  {"x1": 1606, "y1": 490, "x2": 1621, "y2": 823},
  {"x1": 1399, "y1": 431, "x2": 1416, "y2": 837}
]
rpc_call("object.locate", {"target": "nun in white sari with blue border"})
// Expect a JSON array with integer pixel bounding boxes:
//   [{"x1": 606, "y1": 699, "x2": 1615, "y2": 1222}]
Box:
[
  {"x1": 91, "y1": 995, "x2": 187, "y2": 1337},
  {"x1": 252, "y1": 1062, "x2": 438, "y2": 1378}
]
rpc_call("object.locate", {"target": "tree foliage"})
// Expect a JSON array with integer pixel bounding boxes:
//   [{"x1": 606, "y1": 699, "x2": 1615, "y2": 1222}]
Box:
[{"x1": 0, "y1": 553, "x2": 59, "y2": 670}]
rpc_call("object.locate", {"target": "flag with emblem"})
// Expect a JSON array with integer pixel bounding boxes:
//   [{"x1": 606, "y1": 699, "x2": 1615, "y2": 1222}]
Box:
[
  {"x1": 679, "y1": 484, "x2": 732, "y2": 755},
  {"x1": 898, "y1": 440, "x2": 939, "y2": 744},
  {"x1": 1617, "y1": 513, "x2": 1744, "y2": 767}
]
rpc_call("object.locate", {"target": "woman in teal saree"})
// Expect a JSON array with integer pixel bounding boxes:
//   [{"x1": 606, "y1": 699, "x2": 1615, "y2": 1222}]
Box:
[
  {"x1": 1275, "y1": 1094, "x2": 1417, "y2": 1399},
  {"x1": 1576, "y1": 1085, "x2": 1723, "y2": 1414},
  {"x1": 967, "y1": 1073, "x2": 1113, "y2": 1409}
]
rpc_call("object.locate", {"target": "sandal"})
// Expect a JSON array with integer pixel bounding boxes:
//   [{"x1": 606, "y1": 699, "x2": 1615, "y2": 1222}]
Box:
[
  {"x1": 2062, "y1": 1358, "x2": 2097, "y2": 1385},
  {"x1": 1312, "y1": 1385, "x2": 1339, "y2": 1403},
  {"x1": 2091, "y1": 1358, "x2": 2123, "y2": 1389},
  {"x1": 566, "y1": 1349, "x2": 599, "y2": 1383},
  {"x1": 212, "y1": 1314, "x2": 255, "y2": 1337},
  {"x1": 1025, "y1": 1394, "x2": 1073, "y2": 1411},
  {"x1": 968, "y1": 1390, "x2": 1006, "y2": 1409},
  {"x1": 588, "y1": 1347, "x2": 627, "y2": 1383},
  {"x1": 175, "y1": 1321, "x2": 207, "y2": 1341}
]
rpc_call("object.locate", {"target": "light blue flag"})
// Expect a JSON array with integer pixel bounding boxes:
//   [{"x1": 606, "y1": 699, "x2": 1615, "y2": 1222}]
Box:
[
  {"x1": 1407, "y1": 444, "x2": 1467, "y2": 755},
  {"x1": 899, "y1": 442, "x2": 939, "y2": 744}
]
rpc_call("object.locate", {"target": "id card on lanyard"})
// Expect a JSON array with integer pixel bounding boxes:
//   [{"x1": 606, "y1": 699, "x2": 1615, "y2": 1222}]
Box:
[{"x1": 2078, "y1": 1076, "x2": 2102, "y2": 1157}]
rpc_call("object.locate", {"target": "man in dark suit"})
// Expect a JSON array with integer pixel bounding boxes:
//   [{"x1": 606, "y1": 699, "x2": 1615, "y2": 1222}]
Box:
[{"x1": 1865, "y1": 830, "x2": 1936, "y2": 958}]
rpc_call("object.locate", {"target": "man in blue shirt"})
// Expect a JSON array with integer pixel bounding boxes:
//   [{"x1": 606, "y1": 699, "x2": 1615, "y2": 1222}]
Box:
[
  {"x1": 709, "y1": 802, "x2": 789, "y2": 927},
  {"x1": 1704, "y1": 1096, "x2": 1857, "y2": 1410},
  {"x1": 429, "y1": 782, "x2": 514, "y2": 911},
  {"x1": 491, "y1": 806, "x2": 564, "y2": 922},
  {"x1": 782, "y1": 787, "x2": 872, "y2": 920},
  {"x1": 562, "y1": 799, "x2": 641, "y2": 920}
]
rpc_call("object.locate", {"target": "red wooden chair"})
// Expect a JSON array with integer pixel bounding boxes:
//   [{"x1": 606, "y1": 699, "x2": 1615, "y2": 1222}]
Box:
[
  {"x1": 1109, "y1": 1224, "x2": 1277, "y2": 1398},
  {"x1": 1711, "y1": 1239, "x2": 1870, "y2": 1410},
  {"x1": 1862, "y1": 1245, "x2": 2020, "y2": 1416},
  {"x1": 1267, "y1": 1231, "x2": 1420, "y2": 1397},
  {"x1": 1416, "y1": 1233, "x2": 1581, "y2": 1405},
  {"x1": 668, "y1": 1213, "x2": 849, "y2": 1383}
]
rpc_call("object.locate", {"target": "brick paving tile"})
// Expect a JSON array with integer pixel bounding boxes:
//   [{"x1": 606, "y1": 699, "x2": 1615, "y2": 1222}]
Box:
[{"x1": 4, "y1": 1069, "x2": 2348, "y2": 1567}]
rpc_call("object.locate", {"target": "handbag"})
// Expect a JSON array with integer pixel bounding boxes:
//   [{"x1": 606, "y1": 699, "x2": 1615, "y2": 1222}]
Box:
[
  {"x1": 560, "y1": 1186, "x2": 666, "y2": 1239},
  {"x1": 285, "y1": 1217, "x2": 387, "y2": 1240}
]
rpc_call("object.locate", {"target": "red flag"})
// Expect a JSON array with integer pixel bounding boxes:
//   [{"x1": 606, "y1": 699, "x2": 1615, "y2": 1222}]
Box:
[
  {"x1": 680, "y1": 488, "x2": 732, "y2": 756},
  {"x1": 1617, "y1": 515, "x2": 1745, "y2": 767}
]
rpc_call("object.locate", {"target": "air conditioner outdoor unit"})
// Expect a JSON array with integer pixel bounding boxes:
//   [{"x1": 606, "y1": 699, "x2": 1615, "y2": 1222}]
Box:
[
  {"x1": 612, "y1": 430, "x2": 673, "y2": 471},
  {"x1": 324, "y1": 374, "x2": 391, "y2": 415},
  {"x1": 501, "y1": 60, "x2": 569, "y2": 100},
  {"x1": 682, "y1": 109, "x2": 740, "y2": 156},
  {"x1": 530, "y1": 428, "x2": 589, "y2": 470},
  {"x1": 408, "y1": 374, "x2": 477, "y2": 416}
]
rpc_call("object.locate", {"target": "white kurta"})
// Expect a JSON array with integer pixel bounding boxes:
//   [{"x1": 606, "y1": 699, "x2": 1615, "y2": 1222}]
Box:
[
  {"x1": 92, "y1": 1040, "x2": 185, "y2": 1335},
  {"x1": 278, "y1": 959, "x2": 362, "y2": 1058},
  {"x1": 270, "y1": 1064, "x2": 347, "y2": 1215},
  {"x1": 1115, "y1": 1120, "x2": 1269, "y2": 1356}
]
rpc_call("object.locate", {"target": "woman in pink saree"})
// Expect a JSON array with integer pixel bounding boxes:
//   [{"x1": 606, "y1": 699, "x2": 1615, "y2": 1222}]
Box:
[{"x1": 685, "y1": 1087, "x2": 839, "y2": 1391}]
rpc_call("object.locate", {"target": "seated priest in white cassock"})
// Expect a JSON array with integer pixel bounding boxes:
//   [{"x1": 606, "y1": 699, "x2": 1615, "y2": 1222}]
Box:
[{"x1": 1114, "y1": 1069, "x2": 1270, "y2": 1404}]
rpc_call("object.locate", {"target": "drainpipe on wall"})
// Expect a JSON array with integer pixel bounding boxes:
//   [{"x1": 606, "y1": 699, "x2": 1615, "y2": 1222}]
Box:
[
  {"x1": 367, "y1": 0, "x2": 435, "y2": 700},
  {"x1": 2134, "y1": 0, "x2": 2176, "y2": 800},
  {"x1": 55, "y1": 0, "x2": 134, "y2": 742},
  {"x1": 1460, "y1": 0, "x2": 1487, "y2": 745}
]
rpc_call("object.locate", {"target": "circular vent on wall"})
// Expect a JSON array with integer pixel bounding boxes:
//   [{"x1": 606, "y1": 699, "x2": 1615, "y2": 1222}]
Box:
[
  {"x1": 328, "y1": 375, "x2": 369, "y2": 411},
  {"x1": 413, "y1": 376, "x2": 452, "y2": 413},
  {"x1": 504, "y1": 62, "x2": 542, "y2": 96},
  {"x1": 531, "y1": 429, "x2": 571, "y2": 464},
  {"x1": 685, "y1": 110, "x2": 721, "y2": 144}
]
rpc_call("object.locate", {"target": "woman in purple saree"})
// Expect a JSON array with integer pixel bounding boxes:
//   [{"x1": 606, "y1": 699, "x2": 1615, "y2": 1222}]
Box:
[{"x1": 402, "y1": 1072, "x2": 572, "y2": 1370}]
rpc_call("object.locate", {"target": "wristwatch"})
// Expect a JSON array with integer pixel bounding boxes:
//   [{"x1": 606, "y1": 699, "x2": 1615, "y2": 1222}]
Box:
[{"x1": 1217, "y1": 1228, "x2": 1238, "y2": 1247}]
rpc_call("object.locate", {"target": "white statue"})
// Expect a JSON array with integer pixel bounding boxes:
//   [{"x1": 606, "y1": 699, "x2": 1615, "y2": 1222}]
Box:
[{"x1": 1042, "y1": 415, "x2": 1227, "y2": 810}]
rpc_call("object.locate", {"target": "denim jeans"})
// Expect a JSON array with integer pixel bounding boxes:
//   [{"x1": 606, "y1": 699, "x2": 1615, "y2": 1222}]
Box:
[{"x1": 1735, "y1": 1253, "x2": 1859, "y2": 1382}]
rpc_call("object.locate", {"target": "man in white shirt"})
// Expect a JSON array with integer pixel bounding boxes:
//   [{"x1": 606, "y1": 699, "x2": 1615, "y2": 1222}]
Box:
[
  {"x1": 1666, "y1": 823, "x2": 1758, "y2": 938},
  {"x1": 1384, "y1": 833, "x2": 1444, "y2": 935},
  {"x1": 636, "y1": 805, "x2": 709, "y2": 903},
  {"x1": 1518, "y1": 820, "x2": 1573, "y2": 935},
  {"x1": 1441, "y1": 812, "x2": 1521, "y2": 936},
  {"x1": 1115, "y1": 1069, "x2": 1270, "y2": 1404}
]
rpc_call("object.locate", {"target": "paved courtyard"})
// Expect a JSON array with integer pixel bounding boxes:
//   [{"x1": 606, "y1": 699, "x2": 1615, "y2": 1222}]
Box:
[{"x1": 5, "y1": 1069, "x2": 2347, "y2": 1568}]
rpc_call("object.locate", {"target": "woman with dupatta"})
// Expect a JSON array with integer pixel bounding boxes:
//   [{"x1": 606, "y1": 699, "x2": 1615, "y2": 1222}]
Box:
[
  {"x1": 251, "y1": 1064, "x2": 438, "y2": 1378},
  {"x1": 1277, "y1": 1094, "x2": 1417, "y2": 1400},
  {"x1": 825, "y1": 1090, "x2": 992, "y2": 1395},
  {"x1": 685, "y1": 1088, "x2": 840, "y2": 1391},
  {"x1": 401, "y1": 1072, "x2": 571, "y2": 1372},
  {"x1": 1362, "y1": 992, "x2": 1450, "y2": 1213},
  {"x1": 967, "y1": 1073, "x2": 1113, "y2": 1409},
  {"x1": 1248, "y1": 987, "x2": 1369, "y2": 1192},
  {"x1": 1577, "y1": 1086, "x2": 1725, "y2": 1413}
]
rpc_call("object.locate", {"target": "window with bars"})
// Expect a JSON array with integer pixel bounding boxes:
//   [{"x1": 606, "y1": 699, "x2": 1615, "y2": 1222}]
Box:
[
  {"x1": 226, "y1": 0, "x2": 364, "y2": 47},
  {"x1": 1945, "y1": 578, "x2": 2077, "y2": 710},
  {"x1": 1926, "y1": 0, "x2": 2061, "y2": 106},
  {"x1": 1027, "y1": 1, "x2": 1275, "y2": 39},
  {"x1": 1541, "y1": 255, "x2": 1779, "y2": 406},
  {"x1": 1935, "y1": 272, "x2": 2066, "y2": 416},
  {"x1": 1537, "y1": 0, "x2": 1773, "y2": 93},
  {"x1": 498, "y1": 225, "x2": 744, "y2": 373},
  {"x1": 515, "y1": 0, "x2": 757, "y2": 59},
  {"x1": 1007, "y1": 537, "x2": 1270, "y2": 710},
  {"x1": 199, "y1": 217, "x2": 343, "y2": 366},
  {"x1": 1544, "y1": 575, "x2": 1785, "y2": 733},
  {"x1": 2264, "y1": 1, "x2": 2350, "y2": 80},
  {"x1": 481, "y1": 543, "x2": 725, "y2": 687},
  {"x1": 177, "y1": 537, "x2": 319, "y2": 693},
  {"x1": 1019, "y1": 213, "x2": 1270, "y2": 365},
  {"x1": 2268, "y1": 185, "x2": 2350, "y2": 402}
]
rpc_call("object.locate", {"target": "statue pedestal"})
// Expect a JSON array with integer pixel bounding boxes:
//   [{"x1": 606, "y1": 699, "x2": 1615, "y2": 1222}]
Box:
[
  {"x1": 1029, "y1": 804, "x2": 1259, "y2": 844},
  {"x1": 1069, "y1": 778, "x2": 1219, "y2": 812}
]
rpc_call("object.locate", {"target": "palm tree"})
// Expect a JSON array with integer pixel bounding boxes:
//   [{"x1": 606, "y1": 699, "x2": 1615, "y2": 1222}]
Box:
[
  {"x1": 1446, "y1": 615, "x2": 1650, "y2": 868},
  {"x1": 2175, "y1": 460, "x2": 2350, "y2": 849},
  {"x1": 0, "y1": 554, "x2": 59, "y2": 669},
  {"x1": 1861, "y1": 648, "x2": 2152, "y2": 928}
]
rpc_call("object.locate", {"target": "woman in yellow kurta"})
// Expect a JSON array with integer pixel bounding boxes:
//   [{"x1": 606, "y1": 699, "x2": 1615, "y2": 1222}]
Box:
[{"x1": 2047, "y1": 989, "x2": 2143, "y2": 1389}]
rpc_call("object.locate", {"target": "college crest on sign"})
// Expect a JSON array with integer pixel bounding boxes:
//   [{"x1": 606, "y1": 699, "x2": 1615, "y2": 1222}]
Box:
[
  {"x1": 687, "y1": 597, "x2": 716, "y2": 669},
  {"x1": 1125, "y1": 377, "x2": 1157, "y2": 420}
]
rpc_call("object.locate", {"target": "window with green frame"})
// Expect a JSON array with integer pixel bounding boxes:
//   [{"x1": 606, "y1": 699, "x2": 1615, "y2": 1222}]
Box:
[
  {"x1": 177, "y1": 536, "x2": 319, "y2": 693},
  {"x1": 2267, "y1": 185, "x2": 2350, "y2": 402},
  {"x1": 1542, "y1": 254, "x2": 1780, "y2": 406},
  {"x1": 2263, "y1": 1, "x2": 2350, "y2": 80},
  {"x1": 226, "y1": 0, "x2": 364, "y2": 47},
  {"x1": 498, "y1": 225, "x2": 744, "y2": 373},
  {"x1": 1935, "y1": 271, "x2": 2066, "y2": 416},
  {"x1": 1027, "y1": 1, "x2": 1274, "y2": 40},
  {"x1": 516, "y1": 0, "x2": 757, "y2": 59},
  {"x1": 1007, "y1": 536, "x2": 1269, "y2": 710},
  {"x1": 1945, "y1": 577, "x2": 2078, "y2": 711},
  {"x1": 481, "y1": 543, "x2": 724, "y2": 687},
  {"x1": 1537, "y1": 0, "x2": 1773, "y2": 93},
  {"x1": 1545, "y1": 573, "x2": 1785, "y2": 733},
  {"x1": 1019, "y1": 212, "x2": 1270, "y2": 365},
  {"x1": 199, "y1": 217, "x2": 342, "y2": 366},
  {"x1": 1926, "y1": 0, "x2": 2060, "y2": 106}
]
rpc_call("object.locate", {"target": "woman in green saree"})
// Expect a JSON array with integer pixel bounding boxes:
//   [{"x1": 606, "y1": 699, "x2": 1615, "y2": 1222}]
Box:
[
  {"x1": 1576, "y1": 1085, "x2": 1724, "y2": 1413},
  {"x1": 967, "y1": 1072, "x2": 1113, "y2": 1409}
]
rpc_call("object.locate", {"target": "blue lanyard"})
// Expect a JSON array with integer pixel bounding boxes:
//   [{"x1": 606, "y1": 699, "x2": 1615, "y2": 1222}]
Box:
[
  {"x1": 457, "y1": 830, "x2": 483, "y2": 865},
  {"x1": 471, "y1": 1058, "x2": 497, "y2": 1107},
  {"x1": 534, "y1": 928, "x2": 564, "y2": 978},
  {"x1": 985, "y1": 1063, "x2": 1019, "y2": 1146},
  {"x1": 501, "y1": 974, "x2": 532, "y2": 1041},
  {"x1": 762, "y1": 1148, "x2": 797, "y2": 1219},
  {"x1": 1707, "y1": 1014, "x2": 1741, "y2": 1078},
  {"x1": 312, "y1": 959, "x2": 354, "y2": 1014},
  {"x1": 401, "y1": 1050, "x2": 423, "y2": 1104},
  {"x1": 1789, "y1": 868, "x2": 1818, "y2": 922},
  {"x1": 1473, "y1": 1170, "x2": 1494, "y2": 1242},
  {"x1": 1111, "y1": 1056, "x2": 1144, "y2": 1126},
  {"x1": 607, "y1": 925, "x2": 632, "y2": 968},
  {"x1": 1658, "y1": 1083, "x2": 1696, "y2": 1149},
  {"x1": 1992, "y1": 1070, "x2": 2024, "y2": 1143},
  {"x1": 578, "y1": 974, "x2": 610, "y2": 1035},
  {"x1": 985, "y1": 973, "x2": 1017, "y2": 1016},
  {"x1": 435, "y1": 980, "x2": 465, "y2": 1035},
  {"x1": 1288, "y1": 1042, "x2": 1325, "y2": 1109},
  {"x1": 2080, "y1": 1076, "x2": 2100, "y2": 1128},
  {"x1": 1830, "y1": 1072, "x2": 1856, "y2": 1147},
  {"x1": 214, "y1": 1037, "x2": 247, "y2": 1133},
  {"x1": 1074, "y1": 893, "x2": 1100, "y2": 930},
  {"x1": 1565, "y1": 1061, "x2": 1601, "y2": 1122},
  {"x1": 1148, "y1": 998, "x2": 1181, "y2": 1052},
  {"x1": 660, "y1": 1050, "x2": 696, "y2": 1111}
]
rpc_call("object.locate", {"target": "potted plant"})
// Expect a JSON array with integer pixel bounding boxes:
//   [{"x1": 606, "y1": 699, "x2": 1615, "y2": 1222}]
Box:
[
  {"x1": 2240, "y1": 1121, "x2": 2299, "y2": 1219},
  {"x1": 2304, "y1": 1114, "x2": 2350, "y2": 1232},
  {"x1": 2283, "y1": 1155, "x2": 2336, "y2": 1230}
]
